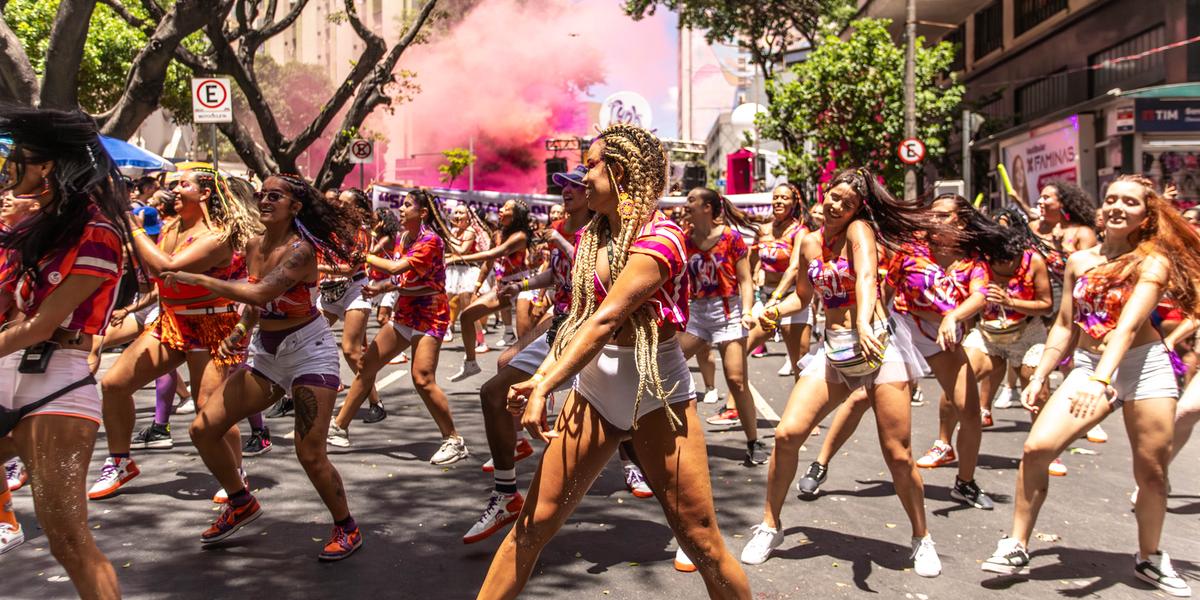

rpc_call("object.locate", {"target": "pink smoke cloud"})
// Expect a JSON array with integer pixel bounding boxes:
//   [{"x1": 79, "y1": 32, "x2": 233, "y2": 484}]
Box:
[{"x1": 377, "y1": 0, "x2": 675, "y2": 193}]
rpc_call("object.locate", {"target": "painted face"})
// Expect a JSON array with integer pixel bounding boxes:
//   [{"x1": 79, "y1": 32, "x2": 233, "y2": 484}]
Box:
[
  {"x1": 256, "y1": 177, "x2": 301, "y2": 225},
  {"x1": 174, "y1": 172, "x2": 210, "y2": 213},
  {"x1": 823, "y1": 182, "x2": 861, "y2": 229},
  {"x1": 771, "y1": 185, "x2": 796, "y2": 221},
  {"x1": 583, "y1": 141, "x2": 615, "y2": 214},
  {"x1": 1100, "y1": 180, "x2": 1149, "y2": 240}
]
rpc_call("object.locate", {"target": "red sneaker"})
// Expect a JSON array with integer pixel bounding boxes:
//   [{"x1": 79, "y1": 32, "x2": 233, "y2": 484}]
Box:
[
  {"x1": 481, "y1": 438, "x2": 536, "y2": 473},
  {"x1": 706, "y1": 408, "x2": 740, "y2": 426},
  {"x1": 201, "y1": 497, "x2": 262, "y2": 544},
  {"x1": 87, "y1": 457, "x2": 141, "y2": 500},
  {"x1": 463, "y1": 491, "x2": 523, "y2": 544},
  {"x1": 916, "y1": 441, "x2": 956, "y2": 468},
  {"x1": 319, "y1": 524, "x2": 363, "y2": 562}
]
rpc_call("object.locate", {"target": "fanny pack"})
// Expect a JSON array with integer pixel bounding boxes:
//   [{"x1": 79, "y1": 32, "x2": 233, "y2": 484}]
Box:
[
  {"x1": 545, "y1": 311, "x2": 568, "y2": 346},
  {"x1": 825, "y1": 319, "x2": 893, "y2": 378},
  {"x1": 0, "y1": 373, "x2": 96, "y2": 437},
  {"x1": 980, "y1": 306, "x2": 1029, "y2": 345}
]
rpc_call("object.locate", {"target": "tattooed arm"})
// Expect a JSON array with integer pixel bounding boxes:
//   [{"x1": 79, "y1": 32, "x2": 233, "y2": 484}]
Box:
[{"x1": 161, "y1": 241, "x2": 317, "y2": 307}]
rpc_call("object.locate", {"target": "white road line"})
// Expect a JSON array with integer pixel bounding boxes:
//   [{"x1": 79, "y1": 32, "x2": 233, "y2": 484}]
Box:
[
  {"x1": 749, "y1": 383, "x2": 780, "y2": 423},
  {"x1": 376, "y1": 368, "x2": 409, "y2": 391}
]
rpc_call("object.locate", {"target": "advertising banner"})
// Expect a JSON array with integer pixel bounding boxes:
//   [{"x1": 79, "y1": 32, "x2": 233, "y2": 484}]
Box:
[{"x1": 1000, "y1": 116, "x2": 1081, "y2": 202}]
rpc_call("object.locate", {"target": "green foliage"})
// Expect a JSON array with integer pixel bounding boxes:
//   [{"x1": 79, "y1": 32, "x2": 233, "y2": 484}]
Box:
[
  {"x1": 757, "y1": 18, "x2": 964, "y2": 185},
  {"x1": 3, "y1": 0, "x2": 200, "y2": 121},
  {"x1": 438, "y1": 147, "x2": 476, "y2": 187}
]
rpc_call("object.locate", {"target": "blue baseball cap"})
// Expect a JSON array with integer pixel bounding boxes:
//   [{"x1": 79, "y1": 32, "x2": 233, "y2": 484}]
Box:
[
  {"x1": 135, "y1": 205, "x2": 161, "y2": 236},
  {"x1": 551, "y1": 165, "x2": 587, "y2": 188}
]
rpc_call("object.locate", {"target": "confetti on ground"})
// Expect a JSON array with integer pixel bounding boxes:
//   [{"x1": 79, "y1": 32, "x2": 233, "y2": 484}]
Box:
[
  {"x1": 1069, "y1": 447, "x2": 1097, "y2": 455},
  {"x1": 1035, "y1": 532, "x2": 1061, "y2": 542},
  {"x1": 48, "y1": 575, "x2": 70, "y2": 583}
]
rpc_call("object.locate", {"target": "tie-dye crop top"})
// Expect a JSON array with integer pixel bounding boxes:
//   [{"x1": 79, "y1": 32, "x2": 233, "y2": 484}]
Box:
[{"x1": 888, "y1": 242, "x2": 990, "y2": 317}]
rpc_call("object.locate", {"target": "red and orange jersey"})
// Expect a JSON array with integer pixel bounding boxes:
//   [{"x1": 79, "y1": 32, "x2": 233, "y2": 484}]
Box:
[
  {"x1": 685, "y1": 226, "x2": 747, "y2": 299},
  {"x1": 396, "y1": 226, "x2": 446, "y2": 294},
  {"x1": 548, "y1": 219, "x2": 575, "y2": 314},
  {"x1": 756, "y1": 220, "x2": 804, "y2": 274},
  {"x1": 888, "y1": 242, "x2": 990, "y2": 317},
  {"x1": 983, "y1": 248, "x2": 1037, "y2": 325},
  {"x1": 624, "y1": 211, "x2": 690, "y2": 327}
]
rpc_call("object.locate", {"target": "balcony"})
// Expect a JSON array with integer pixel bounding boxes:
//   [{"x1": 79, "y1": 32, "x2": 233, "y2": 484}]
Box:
[{"x1": 854, "y1": 0, "x2": 995, "y2": 42}]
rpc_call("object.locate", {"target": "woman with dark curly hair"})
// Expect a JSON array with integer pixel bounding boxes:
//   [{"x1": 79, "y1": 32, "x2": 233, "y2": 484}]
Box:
[
  {"x1": 162, "y1": 174, "x2": 364, "y2": 561},
  {"x1": 0, "y1": 105, "x2": 136, "y2": 599}
]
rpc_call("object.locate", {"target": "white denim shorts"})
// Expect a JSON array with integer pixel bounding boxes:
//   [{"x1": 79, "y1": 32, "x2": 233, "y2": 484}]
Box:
[
  {"x1": 800, "y1": 316, "x2": 924, "y2": 390},
  {"x1": 248, "y1": 317, "x2": 342, "y2": 391},
  {"x1": 962, "y1": 319, "x2": 1046, "y2": 367},
  {"x1": 0, "y1": 349, "x2": 100, "y2": 424},
  {"x1": 685, "y1": 296, "x2": 747, "y2": 344},
  {"x1": 574, "y1": 337, "x2": 696, "y2": 430},
  {"x1": 1062, "y1": 342, "x2": 1179, "y2": 406},
  {"x1": 507, "y1": 333, "x2": 572, "y2": 393},
  {"x1": 317, "y1": 277, "x2": 367, "y2": 320}
]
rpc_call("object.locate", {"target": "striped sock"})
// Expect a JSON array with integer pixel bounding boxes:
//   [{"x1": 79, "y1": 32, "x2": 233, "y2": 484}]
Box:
[{"x1": 493, "y1": 468, "x2": 517, "y2": 494}]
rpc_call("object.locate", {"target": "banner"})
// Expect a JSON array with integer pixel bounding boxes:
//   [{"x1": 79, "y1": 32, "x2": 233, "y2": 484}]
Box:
[{"x1": 999, "y1": 116, "x2": 1081, "y2": 203}]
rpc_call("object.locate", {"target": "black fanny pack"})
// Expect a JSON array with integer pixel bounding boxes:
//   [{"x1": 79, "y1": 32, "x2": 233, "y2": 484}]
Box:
[
  {"x1": 0, "y1": 373, "x2": 96, "y2": 437},
  {"x1": 545, "y1": 312, "x2": 569, "y2": 346}
]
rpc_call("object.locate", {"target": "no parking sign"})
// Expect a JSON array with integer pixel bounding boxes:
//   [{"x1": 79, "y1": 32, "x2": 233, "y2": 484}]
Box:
[{"x1": 349, "y1": 139, "x2": 374, "y2": 164}]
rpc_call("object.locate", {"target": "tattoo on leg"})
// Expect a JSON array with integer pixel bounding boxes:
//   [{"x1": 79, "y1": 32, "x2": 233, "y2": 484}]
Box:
[{"x1": 294, "y1": 387, "x2": 319, "y2": 440}]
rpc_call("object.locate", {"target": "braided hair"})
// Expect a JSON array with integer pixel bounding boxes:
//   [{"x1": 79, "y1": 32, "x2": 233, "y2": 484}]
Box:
[
  {"x1": 188, "y1": 166, "x2": 261, "y2": 251},
  {"x1": 552, "y1": 123, "x2": 680, "y2": 429}
]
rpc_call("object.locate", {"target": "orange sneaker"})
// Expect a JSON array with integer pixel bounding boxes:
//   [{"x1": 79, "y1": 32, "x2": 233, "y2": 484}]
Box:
[
  {"x1": 981, "y1": 409, "x2": 994, "y2": 428},
  {"x1": 674, "y1": 546, "x2": 697, "y2": 573},
  {"x1": 481, "y1": 438, "x2": 536, "y2": 473},
  {"x1": 1048, "y1": 458, "x2": 1068, "y2": 477},
  {"x1": 201, "y1": 497, "x2": 261, "y2": 544},
  {"x1": 916, "y1": 441, "x2": 956, "y2": 468},
  {"x1": 319, "y1": 524, "x2": 363, "y2": 562},
  {"x1": 463, "y1": 491, "x2": 523, "y2": 544},
  {"x1": 87, "y1": 457, "x2": 140, "y2": 500}
]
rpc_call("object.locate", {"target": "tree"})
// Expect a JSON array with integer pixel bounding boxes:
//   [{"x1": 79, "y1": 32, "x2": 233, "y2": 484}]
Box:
[
  {"x1": 438, "y1": 147, "x2": 475, "y2": 189},
  {"x1": 135, "y1": 0, "x2": 439, "y2": 189},
  {"x1": 624, "y1": 0, "x2": 853, "y2": 152},
  {"x1": 0, "y1": 0, "x2": 213, "y2": 137},
  {"x1": 757, "y1": 18, "x2": 964, "y2": 187}
]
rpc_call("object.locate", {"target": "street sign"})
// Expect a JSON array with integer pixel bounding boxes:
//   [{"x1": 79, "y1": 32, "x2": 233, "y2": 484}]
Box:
[
  {"x1": 898, "y1": 137, "x2": 926, "y2": 165},
  {"x1": 191, "y1": 78, "x2": 232, "y2": 123},
  {"x1": 349, "y1": 139, "x2": 374, "y2": 164}
]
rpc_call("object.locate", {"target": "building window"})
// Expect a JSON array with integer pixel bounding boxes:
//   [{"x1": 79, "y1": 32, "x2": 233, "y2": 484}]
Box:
[
  {"x1": 1014, "y1": 0, "x2": 1067, "y2": 37},
  {"x1": 945, "y1": 25, "x2": 965, "y2": 71},
  {"x1": 973, "y1": 2, "x2": 1003, "y2": 60},
  {"x1": 1016, "y1": 70, "x2": 1069, "y2": 123},
  {"x1": 1090, "y1": 25, "x2": 1166, "y2": 96}
]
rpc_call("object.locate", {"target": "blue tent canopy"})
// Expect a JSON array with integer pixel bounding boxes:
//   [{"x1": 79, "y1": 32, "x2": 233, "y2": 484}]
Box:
[{"x1": 99, "y1": 135, "x2": 175, "y2": 171}]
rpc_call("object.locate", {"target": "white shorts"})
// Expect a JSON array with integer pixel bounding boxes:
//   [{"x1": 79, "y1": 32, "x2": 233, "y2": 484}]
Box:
[
  {"x1": 0, "y1": 349, "x2": 100, "y2": 424},
  {"x1": 133, "y1": 302, "x2": 159, "y2": 327},
  {"x1": 895, "y1": 312, "x2": 963, "y2": 358},
  {"x1": 381, "y1": 290, "x2": 398, "y2": 309},
  {"x1": 800, "y1": 316, "x2": 924, "y2": 390},
  {"x1": 1064, "y1": 342, "x2": 1179, "y2": 406},
  {"x1": 317, "y1": 277, "x2": 367, "y2": 319},
  {"x1": 507, "y1": 334, "x2": 572, "y2": 393},
  {"x1": 446, "y1": 265, "x2": 482, "y2": 296},
  {"x1": 962, "y1": 319, "x2": 1046, "y2": 367},
  {"x1": 574, "y1": 337, "x2": 696, "y2": 430},
  {"x1": 348, "y1": 282, "x2": 391, "y2": 312},
  {"x1": 248, "y1": 317, "x2": 342, "y2": 391},
  {"x1": 685, "y1": 296, "x2": 747, "y2": 344},
  {"x1": 761, "y1": 285, "x2": 811, "y2": 326}
]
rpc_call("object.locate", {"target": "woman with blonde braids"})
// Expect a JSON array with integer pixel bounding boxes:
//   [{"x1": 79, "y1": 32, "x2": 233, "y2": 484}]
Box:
[
  {"x1": 479, "y1": 124, "x2": 750, "y2": 599},
  {"x1": 89, "y1": 166, "x2": 261, "y2": 502},
  {"x1": 981, "y1": 176, "x2": 1200, "y2": 597}
]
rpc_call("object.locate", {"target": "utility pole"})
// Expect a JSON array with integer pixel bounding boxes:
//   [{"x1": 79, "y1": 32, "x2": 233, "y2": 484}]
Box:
[
  {"x1": 903, "y1": 0, "x2": 917, "y2": 201},
  {"x1": 962, "y1": 110, "x2": 972, "y2": 199}
]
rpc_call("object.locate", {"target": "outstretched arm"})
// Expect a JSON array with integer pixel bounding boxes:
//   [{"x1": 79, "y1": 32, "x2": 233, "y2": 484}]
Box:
[{"x1": 162, "y1": 241, "x2": 316, "y2": 307}]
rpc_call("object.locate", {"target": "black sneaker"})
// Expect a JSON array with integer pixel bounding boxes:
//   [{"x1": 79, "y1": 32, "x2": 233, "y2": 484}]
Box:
[
  {"x1": 796, "y1": 461, "x2": 828, "y2": 498},
  {"x1": 1134, "y1": 551, "x2": 1192, "y2": 597},
  {"x1": 130, "y1": 423, "x2": 173, "y2": 450},
  {"x1": 746, "y1": 440, "x2": 769, "y2": 465},
  {"x1": 265, "y1": 397, "x2": 293, "y2": 419},
  {"x1": 362, "y1": 403, "x2": 387, "y2": 424},
  {"x1": 981, "y1": 537, "x2": 1030, "y2": 575},
  {"x1": 951, "y1": 476, "x2": 995, "y2": 510},
  {"x1": 242, "y1": 427, "x2": 272, "y2": 457}
]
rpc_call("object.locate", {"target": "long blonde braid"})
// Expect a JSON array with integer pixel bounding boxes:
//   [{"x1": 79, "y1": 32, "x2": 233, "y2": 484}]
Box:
[{"x1": 551, "y1": 124, "x2": 680, "y2": 429}]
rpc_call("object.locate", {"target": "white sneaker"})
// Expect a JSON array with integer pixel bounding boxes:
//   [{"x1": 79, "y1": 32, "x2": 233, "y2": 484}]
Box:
[
  {"x1": 739, "y1": 523, "x2": 783, "y2": 565},
  {"x1": 450, "y1": 360, "x2": 482, "y2": 382},
  {"x1": 462, "y1": 491, "x2": 523, "y2": 544},
  {"x1": 911, "y1": 535, "x2": 942, "y2": 577},
  {"x1": 776, "y1": 362, "x2": 794, "y2": 377},
  {"x1": 5, "y1": 458, "x2": 27, "y2": 491},
  {"x1": 992, "y1": 385, "x2": 1015, "y2": 409},
  {"x1": 1130, "y1": 485, "x2": 1139, "y2": 506},
  {"x1": 0, "y1": 522, "x2": 23, "y2": 555},
  {"x1": 623, "y1": 464, "x2": 653, "y2": 498},
  {"x1": 175, "y1": 399, "x2": 196, "y2": 415},
  {"x1": 328, "y1": 425, "x2": 351, "y2": 448},
  {"x1": 1135, "y1": 551, "x2": 1192, "y2": 597},
  {"x1": 431, "y1": 435, "x2": 469, "y2": 465},
  {"x1": 911, "y1": 387, "x2": 925, "y2": 406},
  {"x1": 1086, "y1": 424, "x2": 1108, "y2": 443},
  {"x1": 212, "y1": 467, "x2": 248, "y2": 504},
  {"x1": 674, "y1": 545, "x2": 697, "y2": 572},
  {"x1": 442, "y1": 330, "x2": 454, "y2": 343},
  {"x1": 702, "y1": 388, "x2": 720, "y2": 404}
]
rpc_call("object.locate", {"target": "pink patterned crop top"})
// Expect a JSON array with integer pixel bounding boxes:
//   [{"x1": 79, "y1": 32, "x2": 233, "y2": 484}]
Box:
[
  {"x1": 807, "y1": 229, "x2": 857, "y2": 310},
  {"x1": 982, "y1": 248, "x2": 1037, "y2": 325},
  {"x1": 757, "y1": 221, "x2": 804, "y2": 274},
  {"x1": 1071, "y1": 267, "x2": 1132, "y2": 339},
  {"x1": 888, "y1": 242, "x2": 990, "y2": 317},
  {"x1": 590, "y1": 212, "x2": 690, "y2": 327}
]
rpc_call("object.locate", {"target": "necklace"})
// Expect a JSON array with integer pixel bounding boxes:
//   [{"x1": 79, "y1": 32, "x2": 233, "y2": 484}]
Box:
[{"x1": 606, "y1": 232, "x2": 615, "y2": 267}]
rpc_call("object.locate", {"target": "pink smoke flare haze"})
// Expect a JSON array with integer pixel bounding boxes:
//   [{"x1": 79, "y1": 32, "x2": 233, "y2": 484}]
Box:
[{"x1": 380, "y1": 0, "x2": 674, "y2": 193}]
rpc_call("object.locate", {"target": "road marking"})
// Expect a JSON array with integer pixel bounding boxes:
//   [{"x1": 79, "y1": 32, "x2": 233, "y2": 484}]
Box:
[
  {"x1": 749, "y1": 383, "x2": 780, "y2": 423},
  {"x1": 376, "y1": 368, "x2": 409, "y2": 391}
]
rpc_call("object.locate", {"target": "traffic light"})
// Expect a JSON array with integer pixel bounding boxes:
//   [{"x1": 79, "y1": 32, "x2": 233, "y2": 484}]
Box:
[
  {"x1": 545, "y1": 157, "x2": 568, "y2": 194},
  {"x1": 682, "y1": 164, "x2": 707, "y2": 192}
]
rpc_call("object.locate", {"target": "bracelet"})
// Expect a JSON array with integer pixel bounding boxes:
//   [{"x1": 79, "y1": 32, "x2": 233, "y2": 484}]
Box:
[
  {"x1": 132, "y1": 228, "x2": 147, "y2": 238},
  {"x1": 1028, "y1": 374, "x2": 1045, "y2": 385},
  {"x1": 1088, "y1": 374, "x2": 1112, "y2": 386},
  {"x1": 765, "y1": 306, "x2": 780, "y2": 320},
  {"x1": 770, "y1": 291, "x2": 782, "y2": 301},
  {"x1": 234, "y1": 323, "x2": 248, "y2": 336},
  {"x1": 521, "y1": 279, "x2": 531, "y2": 291},
  {"x1": 531, "y1": 371, "x2": 546, "y2": 384}
]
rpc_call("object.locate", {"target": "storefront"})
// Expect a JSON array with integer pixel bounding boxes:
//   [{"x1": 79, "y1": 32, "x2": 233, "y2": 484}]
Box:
[{"x1": 1102, "y1": 94, "x2": 1200, "y2": 208}]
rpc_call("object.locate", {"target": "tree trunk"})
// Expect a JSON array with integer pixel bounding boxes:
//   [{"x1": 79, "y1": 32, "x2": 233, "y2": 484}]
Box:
[
  {"x1": 217, "y1": 117, "x2": 278, "y2": 177},
  {"x1": 40, "y1": 0, "x2": 98, "y2": 109},
  {"x1": 100, "y1": 0, "x2": 217, "y2": 138},
  {"x1": 0, "y1": 16, "x2": 38, "y2": 105}
]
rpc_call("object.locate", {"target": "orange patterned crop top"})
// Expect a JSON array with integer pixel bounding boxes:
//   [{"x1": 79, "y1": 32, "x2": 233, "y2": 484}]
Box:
[{"x1": 250, "y1": 272, "x2": 318, "y2": 321}]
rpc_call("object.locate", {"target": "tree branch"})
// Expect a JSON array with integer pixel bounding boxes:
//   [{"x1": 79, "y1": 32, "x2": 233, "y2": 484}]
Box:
[
  {"x1": 98, "y1": 0, "x2": 151, "y2": 32},
  {"x1": 203, "y1": 16, "x2": 288, "y2": 152},
  {"x1": 136, "y1": 0, "x2": 166, "y2": 22},
  {"x1": 0, "y1": 14, "x2": 38, "y2": 105},
  {"x1": 257, "y1": 0, "x2": 307, "y2": 43},
  {"x1": 218, "y1": 116, "x2": 277, "y2": 177},
  {"x1": 40, "y1": 0, "x2": 98, "y2": 108}
]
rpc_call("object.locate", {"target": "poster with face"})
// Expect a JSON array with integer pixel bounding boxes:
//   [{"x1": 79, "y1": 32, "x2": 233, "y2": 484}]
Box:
[{"x1": 1001, "y1": 116, "x2": 1081, "y2": 205}]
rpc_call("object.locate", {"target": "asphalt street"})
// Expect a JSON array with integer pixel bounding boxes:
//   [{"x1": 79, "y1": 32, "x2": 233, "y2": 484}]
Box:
[{"x1": 7, "y1": 323, "x2": 1200, "y2": 599}]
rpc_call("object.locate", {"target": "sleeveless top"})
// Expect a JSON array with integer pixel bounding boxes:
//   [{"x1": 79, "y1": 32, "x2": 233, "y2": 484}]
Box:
[{"x1": 591, "y1": 212, "x2": 689, "y2": 327}]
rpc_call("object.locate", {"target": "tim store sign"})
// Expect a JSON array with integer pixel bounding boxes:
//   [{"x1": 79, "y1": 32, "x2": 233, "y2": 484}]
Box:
[{"x1": 1136, "y1": 99, "x2": 1200, "y2": 132}]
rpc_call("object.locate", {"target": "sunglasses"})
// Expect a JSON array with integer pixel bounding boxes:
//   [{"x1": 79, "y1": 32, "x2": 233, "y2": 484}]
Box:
[{"x1": 253, "y1": 190, "x2": 289, "y2": 202}]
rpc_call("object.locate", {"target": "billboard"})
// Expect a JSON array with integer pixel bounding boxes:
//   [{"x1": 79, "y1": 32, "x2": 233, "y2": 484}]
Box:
[{"x1": 1000, "y1": 116, "x2": 1081, "y2": 203}]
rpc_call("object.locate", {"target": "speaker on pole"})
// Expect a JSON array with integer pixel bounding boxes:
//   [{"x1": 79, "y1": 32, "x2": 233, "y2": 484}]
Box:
[
  {"x1": 682, "y1": 163, "x2": 707, "y2": 192},
  {"x1": 545, "y1": 157, "x2": 568, "y2": 194}
]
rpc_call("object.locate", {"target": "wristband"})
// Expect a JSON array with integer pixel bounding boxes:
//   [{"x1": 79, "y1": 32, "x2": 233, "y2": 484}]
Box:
[
  {"x1": 234, "y1": 323, "x2": 248, "y2": 336},
  {"x1": 771, "y1": 291, "x2": 783, "y2": 302},
  {"x1": 521, "y1": 279, "x2": 531, "y2": 291},
  {"x1": 1088, "y1": 374, "x2": 1112, "y2": 386},
  {"x1": 132, "y1": 228, "x2": 147, "y2": 238}
]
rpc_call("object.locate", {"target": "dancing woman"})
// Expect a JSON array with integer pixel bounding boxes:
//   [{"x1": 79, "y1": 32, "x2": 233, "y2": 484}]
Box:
[
  {"x1": 738, "y1": 168, "x2": 942, "y2": 578},
  {"x1": 750, "y1": 183, "x2": 812, "y2": 377},
  {"x1": 981, "y1": 175, "x2": 1200, "y2": 598},
  {"x1": 676, "y1": 187, "x2": 764, "y2": 463},
  {"x1": 478, "y1": 124, "x2": 750, "y2": 599},
  {"x1": 333, "y1": 190, "x2": 467, "y2": 464},
  {"x1": 445, "y1": 202, "x2": 490, "y2": 341},
  {"x1": 448, "y1": 199, "x2": 533, "y2": 381},
  {"x1": 163, "y1": 173, "x2": 362, "y2": 560},
  {"x1": 91, "y1": 166, "x2": 258, "y2": 501},
  {"x1": 0, "y1": 106, "x2": 137, "y2": 599}
]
